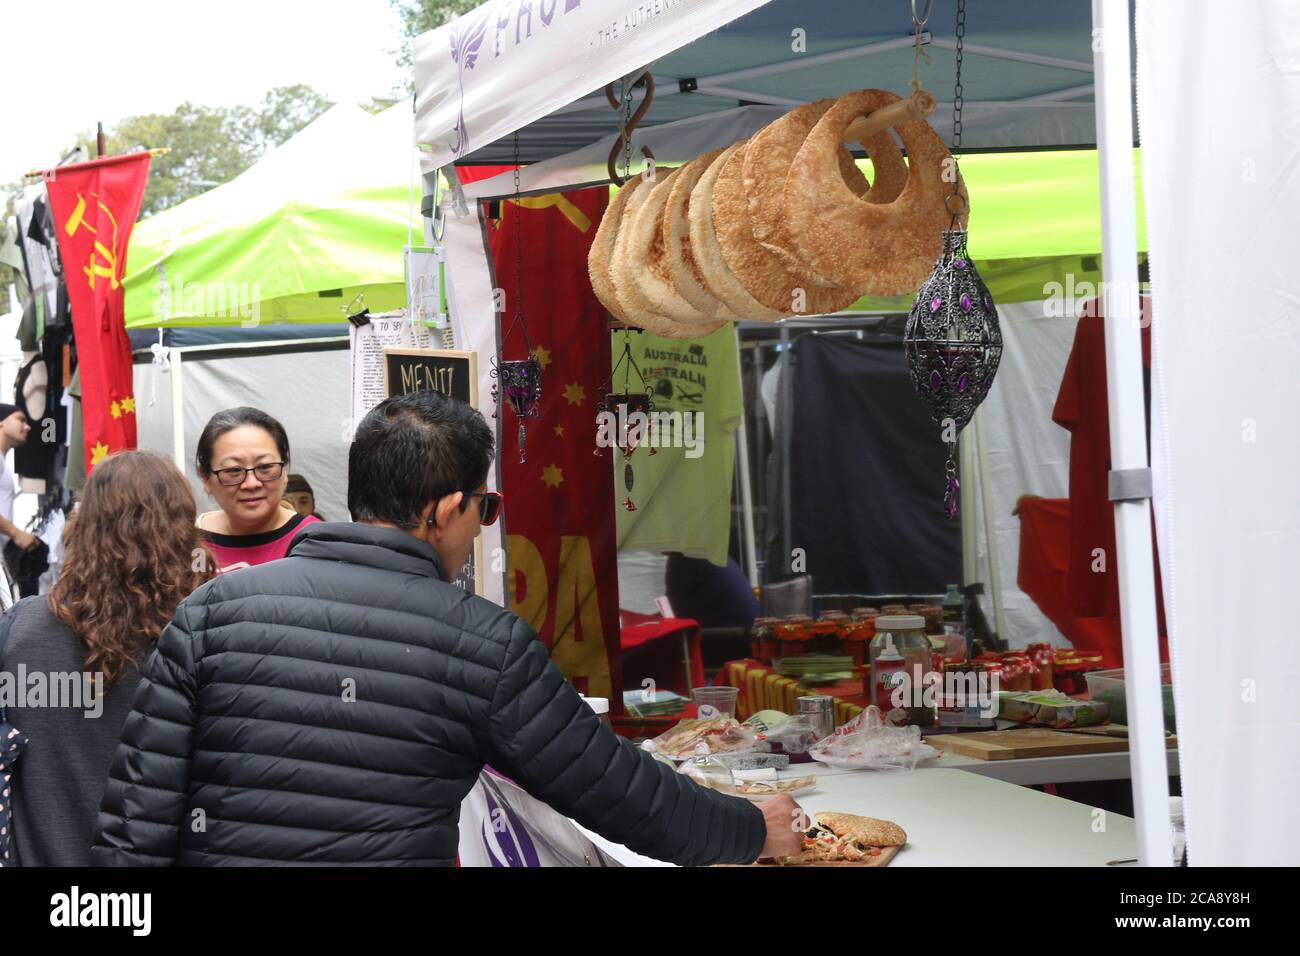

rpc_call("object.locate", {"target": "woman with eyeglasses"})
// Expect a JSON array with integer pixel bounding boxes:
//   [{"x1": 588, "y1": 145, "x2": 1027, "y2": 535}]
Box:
[{"x1": 195, "y1": 407, "x2": 320, "y2": 573}]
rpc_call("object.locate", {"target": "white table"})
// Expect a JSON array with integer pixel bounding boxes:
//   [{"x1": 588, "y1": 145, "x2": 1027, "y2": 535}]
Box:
[
  {"x1": 928, "y1": 746, "x2": 1179, "y2": 785},
  {"x1": 790, "y1": 768, "x2": 1137, "y2": 866}
]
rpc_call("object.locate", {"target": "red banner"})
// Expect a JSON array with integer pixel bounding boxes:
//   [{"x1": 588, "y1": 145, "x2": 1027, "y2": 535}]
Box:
[
  {"x1": 43, "y1": 152, "x2": 151, "y2": 473},
  {"x1": 477, "y1": 178, "x2": 622, "y2": 704}
]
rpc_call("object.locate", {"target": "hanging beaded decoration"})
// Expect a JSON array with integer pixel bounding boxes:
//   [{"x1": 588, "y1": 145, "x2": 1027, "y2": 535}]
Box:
[
  {"x1": 903, "y1": 0, "x2": 1002, "y2": 519},
  {"x1": 598, "y1": 330, "x2": 656, "y2": 511},
  {"x1": 490, "y1": 131, "x2": 542, "y2": 464}
]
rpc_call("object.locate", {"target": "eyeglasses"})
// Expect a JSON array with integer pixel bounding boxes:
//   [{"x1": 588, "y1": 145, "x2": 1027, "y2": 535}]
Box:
[
  {"x1": 212, "y1": 462, "x2": 286, "y2": 487},
  {"x1": 464, "y1": 490, "x2": 504, "y2": 526}
]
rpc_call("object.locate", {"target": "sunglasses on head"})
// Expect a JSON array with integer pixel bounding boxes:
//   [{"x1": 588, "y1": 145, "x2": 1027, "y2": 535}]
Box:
[{"x1": 462, "y1": 490, "x2": 503, "y2": 526}]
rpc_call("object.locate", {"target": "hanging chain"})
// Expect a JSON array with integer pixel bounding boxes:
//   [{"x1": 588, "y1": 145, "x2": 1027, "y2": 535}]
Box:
[
  {"x1": 622, "y1": 77, "x2": 635, "y2": 181},
  {"x1": 505, "y1": 130, "x2": 532, "y2": 354},
  {"x1": 947, "y1": 0, "x2": 967, "y2": 230}
]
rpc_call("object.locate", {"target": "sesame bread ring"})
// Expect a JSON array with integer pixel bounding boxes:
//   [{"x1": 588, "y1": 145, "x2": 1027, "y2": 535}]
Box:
[{"x1": 783, "y1": 89, "x2": 969, "y2": 296}]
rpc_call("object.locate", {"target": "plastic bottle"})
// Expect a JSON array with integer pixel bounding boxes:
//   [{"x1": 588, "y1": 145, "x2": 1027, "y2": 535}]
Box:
[
  {"x1": 942, "y1": 584, "x2": 964, "y2": 631},
  {"x1": 871, "y1": 636, "x2": 906, "y2": 717}
]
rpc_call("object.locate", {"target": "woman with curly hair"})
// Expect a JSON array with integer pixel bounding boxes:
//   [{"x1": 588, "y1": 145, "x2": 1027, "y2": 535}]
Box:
[{"x1": 0, "y1": 450, "x2": 212, "y2": 866}]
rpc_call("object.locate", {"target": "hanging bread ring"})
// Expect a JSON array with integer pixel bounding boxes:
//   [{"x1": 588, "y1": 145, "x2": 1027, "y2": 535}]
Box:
[
  {"x1": 614, "y1": 166, "x2": 727, "y2": 339},
  {"x1": 609, "y1": 176, "x2": 685, "y2": 337},
  {"x1": 743, "y1": 96, "x2": 906, "y2": 290},
  {"x1": 660, "y1": 149, "x2": 738, "y2": 321},
  {"x1": 687, "y1": 142, "x2": 787, "y2": 321},
  {"x1": 712, "y1": 144, "x2": 862, "y2": 316},
  {"x1": 782, "y1": 89, "x2": 968, "y2": 296},
  {"x1": 589, "y1": 177, "x2": 646, "y2": 324}
]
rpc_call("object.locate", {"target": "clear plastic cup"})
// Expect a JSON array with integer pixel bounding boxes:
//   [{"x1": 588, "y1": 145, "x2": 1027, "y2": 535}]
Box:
[{"x1": 691, "y1": 685, "x2": 739, "y2": 719}]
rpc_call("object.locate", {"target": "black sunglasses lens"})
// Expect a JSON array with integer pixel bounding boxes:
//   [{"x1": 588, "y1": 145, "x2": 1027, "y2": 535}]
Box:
[{"x1": 480, "y1": 494, "x2": 501, "y2": 525}]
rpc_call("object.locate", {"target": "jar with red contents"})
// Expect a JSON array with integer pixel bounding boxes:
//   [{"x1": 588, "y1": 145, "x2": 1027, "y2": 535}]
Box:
[
  {"x1": 1000, "y1": 654, "x2": 1033, "y2": 692},
  {"x1": 909, "y1": 604, "x2": 945, "y2": 636},
  {"x1": 1053, "y1": 653, "x2": 1102, "y2": 695},
  {"x1": 839, "y1": 613, "x2": 875, "y2": 667},
  {"x1": 1026, "y1": 643, "x2": 1055, "y2": 691},
  {"x1": 750, "y1": 617, "x2": 779, "y2": 663},
  {"x1": 777, "y1": 615, "x2": 812, "y2": 659},
  {"x1": 810, "y1": 611, "x2": 845, "y2": 655}
]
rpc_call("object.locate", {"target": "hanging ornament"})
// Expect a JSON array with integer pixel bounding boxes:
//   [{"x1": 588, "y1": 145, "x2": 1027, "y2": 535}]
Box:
[
  {"x1": 598, "y1": 330, "x2": 654, "y2": 511},
  {"x1": 491, "y1": 132, "x2": 542, "y2": 463},
  {"x1": 902, "y1": 0, "x2": 1002, "y2": 519}
]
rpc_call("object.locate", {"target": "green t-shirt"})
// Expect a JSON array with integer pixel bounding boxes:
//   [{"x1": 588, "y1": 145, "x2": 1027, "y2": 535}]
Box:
[{"x1": 612, "y1": 324, "x2": 743, "y2": 566}]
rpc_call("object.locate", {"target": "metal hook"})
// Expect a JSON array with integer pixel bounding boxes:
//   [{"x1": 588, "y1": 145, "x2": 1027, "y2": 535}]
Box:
[
  {"x1": 604, "y1": 72, "x2": 656, "y2": 185},
  {"x1": 911, "y1": 0, "x2": 933, "y2": 29}
]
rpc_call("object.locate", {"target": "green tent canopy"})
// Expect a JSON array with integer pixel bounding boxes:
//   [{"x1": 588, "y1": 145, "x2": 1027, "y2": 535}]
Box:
[{"x1": 122, "y1": 103, "x2": 422, "y2": 328}]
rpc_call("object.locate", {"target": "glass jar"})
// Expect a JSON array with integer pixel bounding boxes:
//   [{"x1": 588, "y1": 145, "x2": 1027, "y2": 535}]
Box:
[
  {"x1": 869, "y1": 615, "x2": 934, "y2": 726},
  {"x1": 839, "y1": 612, "x2": 875, "y2": 667},
  {"x1": 751, "y1": 617, "x2": 779, "y2": 663},
  {"x1": 909, "y1": 604, "x2": 945, "y2": 636},
  {"x1": 777, "y1": 615, "x2": 812, "y2": 659},
  {"x1": 1000, "y1": 654, "x2": 1032, "y2": 692},
  {"x1": 1027, "y1": 642, "x2": 1055, "y2": 691}
]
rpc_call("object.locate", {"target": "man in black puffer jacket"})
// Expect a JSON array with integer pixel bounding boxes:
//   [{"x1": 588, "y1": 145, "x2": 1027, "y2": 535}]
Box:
[{"x1": 91, "y1": 391, "x2": 801, "y2": 866}]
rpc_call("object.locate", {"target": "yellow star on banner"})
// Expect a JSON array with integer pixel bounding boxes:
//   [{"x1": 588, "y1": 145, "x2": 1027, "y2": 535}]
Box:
[
  {"x1": 90, "y1": 441, "x2": 110, "y2": 465},
  {"x1": 109, "y1": 401, "x2": 122, "y2": 419},
  {"x1": 531, "y1": 345, "x2": 552, "y2": 371},
  {"x1": 553, "y1": 424, "x2": 565, "y2": 438},
  {"x1": 562, "y1": 382, "x2": 586, "y2": 407},
  {"x1": 120, "y1": 395, "x2": 136, "y2": 415},
  {"x1": 542, "y1": 463, "x2": 564, "y2": 488}
]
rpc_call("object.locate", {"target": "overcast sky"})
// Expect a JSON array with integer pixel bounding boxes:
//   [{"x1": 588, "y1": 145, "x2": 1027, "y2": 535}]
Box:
[{"x1": 3, "y1": 0, "x2": 411, "y2": 183}]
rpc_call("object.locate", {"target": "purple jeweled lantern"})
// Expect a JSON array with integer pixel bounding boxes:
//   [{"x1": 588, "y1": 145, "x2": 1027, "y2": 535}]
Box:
[
  {"x1": 491, "y1": 357, "x2": 542, "y2": 464},
  {"x1": 904, "y1": 230, "x2": 1003, "y2": 519}
]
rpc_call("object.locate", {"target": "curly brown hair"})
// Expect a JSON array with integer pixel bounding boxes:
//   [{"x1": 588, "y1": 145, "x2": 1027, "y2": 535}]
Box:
[{"x1": 48, "y1": 450, "x2": 215, "y2": 688}]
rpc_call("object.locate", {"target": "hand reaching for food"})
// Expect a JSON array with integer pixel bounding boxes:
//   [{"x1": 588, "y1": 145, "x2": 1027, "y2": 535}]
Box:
[{"x1": 756, "y1": 793, "x2": 806, "y2": 860}]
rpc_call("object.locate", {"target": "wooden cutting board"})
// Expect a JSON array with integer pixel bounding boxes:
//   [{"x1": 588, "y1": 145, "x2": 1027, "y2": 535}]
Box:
[
  {"x1": 717, "y1": 845, "x2": 903, "y2": 867},
  {"x1": 928, "y1": 727, "x2": 1172, "y2": 760}
]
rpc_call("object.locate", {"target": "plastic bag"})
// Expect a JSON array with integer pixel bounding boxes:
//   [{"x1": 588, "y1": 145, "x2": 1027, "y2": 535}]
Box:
[
  {"x1": 759, "y1": 714, "x2": 822, "y2": 756},
  {"x1": 642, "y1": 716, "x2": 765, "y2": 760},
  {"x1": 808, "y1": 706, "x2": 939, "y2": 771}
]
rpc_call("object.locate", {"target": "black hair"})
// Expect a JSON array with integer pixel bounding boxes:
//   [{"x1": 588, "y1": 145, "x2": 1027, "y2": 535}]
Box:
[
  {"x1": 348, "y1": 390, "x2": 494, "y2": 530},
  {"x1": 195, "y1": 407, "x2": 290, "y2": 476}
]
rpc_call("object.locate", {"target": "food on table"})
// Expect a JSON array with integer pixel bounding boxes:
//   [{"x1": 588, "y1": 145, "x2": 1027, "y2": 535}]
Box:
[
  {"x1": 779, "y1": 812, "x2": 907, "y2": 865},
  {"x1": 734, "y1": 774, "x2": 817, "y2": 798},
  {"x1": 647, "y1": 716, "x2": 763, "y2": 759},
  {"x1": 997, "y1": 690, "x2": 1110, "y2": 728}
]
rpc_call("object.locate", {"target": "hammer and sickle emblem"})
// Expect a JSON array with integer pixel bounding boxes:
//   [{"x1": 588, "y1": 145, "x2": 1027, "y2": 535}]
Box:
[{"x1": 63, "y1": 192, "x2": 121, "y2": 290}]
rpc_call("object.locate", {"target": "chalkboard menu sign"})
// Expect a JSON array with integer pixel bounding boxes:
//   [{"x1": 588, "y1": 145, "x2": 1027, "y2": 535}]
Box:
[{"x1": 383, "y1": 347, "x2": 483, "y2": 596}]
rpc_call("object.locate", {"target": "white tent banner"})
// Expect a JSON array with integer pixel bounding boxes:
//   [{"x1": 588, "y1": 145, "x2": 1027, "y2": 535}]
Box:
[
  {"x1": 414, "y1": 0, "x2": 773, "y2": 170},
  {"x1": 1138, "y1": 0, "x2": 1300, "y2": 865}
]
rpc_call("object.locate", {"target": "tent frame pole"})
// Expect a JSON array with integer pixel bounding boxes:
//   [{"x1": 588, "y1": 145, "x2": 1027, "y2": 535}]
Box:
[
  {"x1": 1092, "y1": 0, "x2": 1172, "y2": 867},
  {"x1": 170, "y1": 351, "x2": 185, "y2": 471},
  {"x1": 734, "y1": 343, "x2": 759, "y2": 587},
  {"x1": 972, "y1": 406, "x2": 1007, "y2": 644}
]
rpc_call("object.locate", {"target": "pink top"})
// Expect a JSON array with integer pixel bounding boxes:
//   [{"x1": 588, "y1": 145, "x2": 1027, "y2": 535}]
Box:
[{"x1": 201, "y1": 513, "x2": 321, "y2": 574}]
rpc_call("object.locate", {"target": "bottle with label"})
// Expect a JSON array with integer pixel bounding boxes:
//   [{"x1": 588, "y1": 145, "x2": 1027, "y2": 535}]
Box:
[
  {"x1": 871, "y1": 635, "x2": 907, "y2": 719},
  {"x1": 943, "y1": 584, "x2": 964, "y2": 631}
]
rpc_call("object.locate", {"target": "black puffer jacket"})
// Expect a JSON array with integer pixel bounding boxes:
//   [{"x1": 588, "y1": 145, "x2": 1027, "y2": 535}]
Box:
[{"x1": 91, "y1": 522, "x2": 765, "y2": 866}]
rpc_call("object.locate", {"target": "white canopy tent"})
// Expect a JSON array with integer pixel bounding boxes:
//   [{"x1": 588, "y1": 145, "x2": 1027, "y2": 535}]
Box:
[{"x1": 414, "y1": 0, "x2": 1298, "y2": 865}]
